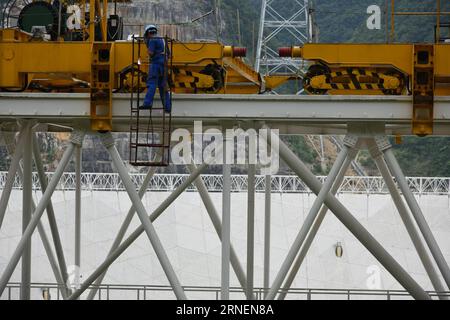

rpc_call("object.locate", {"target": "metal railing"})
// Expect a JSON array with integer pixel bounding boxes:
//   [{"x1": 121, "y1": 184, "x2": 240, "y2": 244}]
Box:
[
  {"x1": 2, "y1": 283, "x2": 449, "y2": 300},
  {"x1": 1, "y1": 172, "x2": 450, "y2": 195}
]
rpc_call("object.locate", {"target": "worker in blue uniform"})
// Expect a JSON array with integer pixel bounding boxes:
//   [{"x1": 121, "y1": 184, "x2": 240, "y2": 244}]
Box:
[{"x1": 140, "y1": 24, "x2": 172, "y2": 112}]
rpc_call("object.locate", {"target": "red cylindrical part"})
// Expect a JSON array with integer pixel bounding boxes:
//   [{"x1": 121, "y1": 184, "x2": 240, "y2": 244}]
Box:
[
  {"x1": 278, "y1": 47, "x2": 293, "y2": 58},
  {"x1": 233, "y1": 47, "x2": 247, "y2": 57}
]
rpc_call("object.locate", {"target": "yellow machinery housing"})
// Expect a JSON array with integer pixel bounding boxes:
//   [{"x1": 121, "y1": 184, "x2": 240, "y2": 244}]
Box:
[
  {"x1": 0, "y1": 0, "x2": 291, "y2": 132},
  {"x1": 280, "y1": 43, "x2": 450, "y2": 136},
  {"x1": 0, "y1": 28, "x2": 276, "y2": 95},
  {"x1": 278, "y1": 1, "x2": 450, "y2": 136}
]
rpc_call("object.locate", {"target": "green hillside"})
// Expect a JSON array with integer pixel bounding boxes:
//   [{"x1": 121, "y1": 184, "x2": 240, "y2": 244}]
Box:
[
  {"x1": 315, "y1": 0, "x2": 450, "y2": 43},
  {"x1": 217, "y1": 0, "x2": 450, "y2": 177},
  {"x1": 314, "y1": 0, "x2": 450, "y2": 177}
]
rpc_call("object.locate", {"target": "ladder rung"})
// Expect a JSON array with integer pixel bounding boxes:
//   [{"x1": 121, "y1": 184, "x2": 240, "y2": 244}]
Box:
[
  {"x1": 130, "y1": 143, "x2": 170, "y2": 148},
  {"x1": 130, "y1": 162, "x2": 170, "y2": 167},
  {"x1": 128, "y1": 38, "x2": 173, "y2": 167}
]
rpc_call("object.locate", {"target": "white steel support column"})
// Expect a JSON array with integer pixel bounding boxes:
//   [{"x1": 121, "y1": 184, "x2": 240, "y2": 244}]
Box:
[
  {"x1": 75, "y1": 145, "x2": 82, "y2": 279},
  {"x1": 263, "y1": 174, "x2": 271, "y2": 298},
  {"x1": 30, "y1": 192, "x2": 68, "y2": 299},
  {"x1": 0, "y1": 131, "x2": 27, "y2": 229},
  {"x1": 247, "y1": 164, "x2": 256, "y2": 300},
  {"x1": 3, "y1": 131, "x2": 68, "y2": 299},
  {"x1": 87, "y1": 158, "x2": 160, "y2": 300},
  {"x1": 32, "y1": 135, "x2": 70, "y2": 290},
  {"x1": 255, "y1": 0, "x2": 267, "y2": 72},
  {"x1": 380, "y1": 138, "x2": 450, "y2": 290},
  {"x1": 0, "y1": 130, "x2": 82, "y2": 296},
  {"x1": 100, "y1": 133, "x2": 187, "y2": 300},
  {"x1": 5, "y1": 132, "x2": 67, "y2": 299},
  {"x1": 22, "y1": 154, "x2": 68, "y2": 300},
  {"x1": 261, "y1": 128, "x2": 430, "y2": 300},
  {"x1": 278, "y1": 148, "x2": 358, "y2": 300},
  {"x1": 35, "y1": 222, "x2": 67, "y2": 299},
  {"x1": 221, "y1": 131, "x2": 232, "y2": 300},
  {"x1": 266, "y1": 140, "x2": 350, "y2": 300},
  {"x1": 20, "y1": 121, "x2": 33, "y2": 300},
  {"x1": 368, "y1": 139, "x2": 448, "y2": 299},
  {"x1": 186, "y1": 164, "x2": 254, "y2": 299},
  {"x1": 69, "y1": 160, "x2": 214, "y2": 300}
]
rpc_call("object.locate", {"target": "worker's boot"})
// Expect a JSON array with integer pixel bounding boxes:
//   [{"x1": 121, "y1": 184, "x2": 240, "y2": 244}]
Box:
[
  {"x1": 164, "y1": 100, "x2": 172, "y2": 113},
  {"x1": 163, "y1": 91, "x2": 172, "y2": 113}
]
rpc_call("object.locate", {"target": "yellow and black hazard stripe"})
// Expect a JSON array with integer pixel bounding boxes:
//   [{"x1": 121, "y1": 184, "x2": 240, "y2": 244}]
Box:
[
  {"x1": 305, "y1": 66, "x2": 407, "y2": 95},
  {"x1": 326, "y1": 68, "x2": 387, "y2": 91},
  {"x1": 172, "y1": 68, "x2": 200, "y2": 89}
]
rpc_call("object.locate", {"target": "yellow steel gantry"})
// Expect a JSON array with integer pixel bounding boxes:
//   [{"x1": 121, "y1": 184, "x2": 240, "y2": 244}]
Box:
[
  {"x1": 0, "y1": 0, "x2": 292, "y2": 131},
  {"x1": 279, "y1": 0, "x2": 450, "y2": 136}
]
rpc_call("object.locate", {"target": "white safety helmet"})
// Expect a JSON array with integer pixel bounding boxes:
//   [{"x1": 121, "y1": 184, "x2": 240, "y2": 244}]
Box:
[{"x1": 144, "y1": 24, "x2": 158, "y2": 36}]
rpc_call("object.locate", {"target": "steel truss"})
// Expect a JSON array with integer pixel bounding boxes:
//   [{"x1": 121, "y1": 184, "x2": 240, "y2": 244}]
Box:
[
  {"x1": 255, "y1": 0, "x2": 312, "y2": 90},
  {"x1": 1, "y1": 172, "x2": 450, "y2": 195},
  {"x1": 0, "y1": 123, "x2": 449, "y2": 301}
]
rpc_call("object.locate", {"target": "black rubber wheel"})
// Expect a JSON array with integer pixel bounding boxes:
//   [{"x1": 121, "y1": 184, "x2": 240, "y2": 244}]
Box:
[
  {"x1": 304, "y1": 64, "x2": 330, "y2": 95},
  {"x1": 119, "y1": 63, "x2": 147, "y2": 93},
  {"x1": 199, "y1": 64, "x2": 225, "y2": 93},
  {"x1": 381, "y1": 70, "x2": 407, "y2": 95}
]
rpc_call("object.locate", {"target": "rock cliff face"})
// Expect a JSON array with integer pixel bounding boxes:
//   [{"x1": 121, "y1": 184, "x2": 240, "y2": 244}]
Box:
[{"x1": 117, "y1": 0, "x2": 218, "y2": 41}]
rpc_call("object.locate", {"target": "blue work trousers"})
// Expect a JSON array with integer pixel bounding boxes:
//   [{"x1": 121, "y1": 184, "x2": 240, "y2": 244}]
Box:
[{"x1": 143, "y1": 57, "x2": 172, "y2": 112}]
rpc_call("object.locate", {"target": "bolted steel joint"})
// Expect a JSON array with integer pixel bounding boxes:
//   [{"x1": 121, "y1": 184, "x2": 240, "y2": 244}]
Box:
[
  {"x1": 343, "y1": 135, "x2": 359, "y2": 149},
  {"x1": 368, "y1": 143, "x2": 383, "y2": 159},
  {"x1": 70, "y1": 130, "x2": 86, "y2": 147},
  {"x1": 17, "y1": 119, "x2": 37, "y2": 130},
  {"x1": 1, "y1": 132, "x2": 15, "y2": 151},
  {"x1": 98, "y1": 132, "x2": 116, "y2": 149},
  {"x1": 374, "y1": 135, "x2": 392, "y2": 152}
]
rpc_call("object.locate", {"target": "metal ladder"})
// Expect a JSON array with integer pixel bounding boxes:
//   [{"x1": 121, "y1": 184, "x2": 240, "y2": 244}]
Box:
[{"x1": 129, "y1": 36, "x2": 173, "y2": 167}]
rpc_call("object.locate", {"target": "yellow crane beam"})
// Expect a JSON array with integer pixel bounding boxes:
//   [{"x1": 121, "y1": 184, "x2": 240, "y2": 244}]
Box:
[{"x1": 280, "y1": 43, "x2": 450, "y2": 136}]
